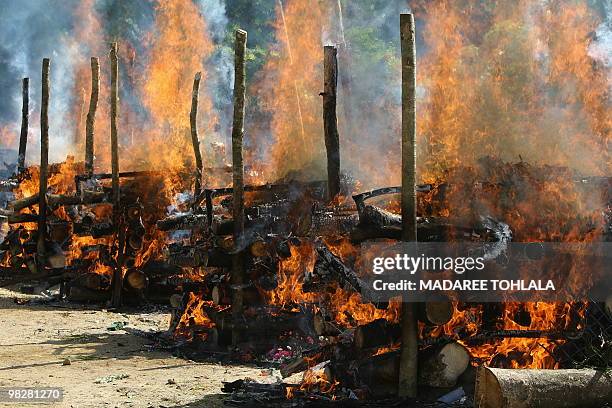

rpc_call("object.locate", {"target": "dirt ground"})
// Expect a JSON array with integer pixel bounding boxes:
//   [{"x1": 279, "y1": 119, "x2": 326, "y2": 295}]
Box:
[{"x1": 0, "y1": 288, "x2": 264, "y2": 408}]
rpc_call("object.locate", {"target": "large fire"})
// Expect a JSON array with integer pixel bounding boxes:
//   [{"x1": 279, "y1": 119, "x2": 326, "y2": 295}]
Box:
[{"x1": 0, "y1": 0, "x2": 608, "y2": 377}]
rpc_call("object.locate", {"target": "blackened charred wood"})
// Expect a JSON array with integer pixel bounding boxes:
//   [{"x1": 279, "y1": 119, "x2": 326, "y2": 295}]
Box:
[
  {"x1": 85, "y1": 57, "x2": 99, "y2": 176},
  {"x1": 354, "y1": 319, "x2": 401, "y2": 350},
  {"x1": 37, "y1": 59, "x2": 51, "y2": 267},
  {"x1": 308, "y1": 240, "x2": 380, "y2": 304},
  {"x1": 352, "y1": 185, "x2": 432, "y2": 213},
  {"x1": 156, "y1": 212, "x2": 207, "y2": 231},
  {"x1": 323, "y1": 45, "x2": 340, "y2": 200},
  {"x1": 231, "y1": 29, "x2": 247, "y2": 346},
  {"x1": 204, "y1": 306, "x2": 302, "y2": 334},
  {"x1": 279, "y1": 344, "x2": 336, "y2": 378},
  {"x1": 9, "y1": 191, "x2": 106, "y2": 212},
  {"x1": 18, "y1": 78, "x2": 28, "y2": 174},
  {"x1": 359, "y1": 204, "x2": 401, "y2": 228},
  {"x1": 1, "y1": 211, "x2": 39, "y2": 224},
  {"x1": 313, "y1": 310, "x2": 341, "y2": 336}
]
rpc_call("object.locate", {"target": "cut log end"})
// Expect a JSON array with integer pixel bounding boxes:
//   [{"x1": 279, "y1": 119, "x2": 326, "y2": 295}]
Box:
[
  {"x1": 475, "y1": 367, "x2": 612, "y2": 408},
  {"x1": 419, "y1": 342, "x2": 470, "y2": 388}
]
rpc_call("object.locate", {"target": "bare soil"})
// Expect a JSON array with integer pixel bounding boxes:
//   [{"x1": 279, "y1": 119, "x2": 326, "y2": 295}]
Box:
[{"x1": 0, "y1": 288, "x2": 262, "y2": 408}]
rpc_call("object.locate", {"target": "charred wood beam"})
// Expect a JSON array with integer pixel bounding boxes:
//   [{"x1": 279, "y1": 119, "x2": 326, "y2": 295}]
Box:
[
  {"x1": 9, "y1": 191, "x2": 107, "y2": 212},
  {"x1": 85, "y1": 57, "x2": 99, "y2": 177},
  {"x1": 231, "y1": 29, "x2": 247, "y2": 346},
  {"x1": 37, "y1": 58, "x2": 50, "y2": 267},
  {"x1": 203, "y1": 180, "x2": 327, "y2": 227},
  {"x1": 156, "y1": 212, "x2": 207, "y2": 231},
  {"x1": 322, "y1": 45, "x2": 340, "y2": 200},
  {"x1": 1, "y1": 211, "x2": 39, "y2": 224},
  {"x1": 280, "y1": 344, "x2": 336, "y2": 378},
  {"x1": 352, "y1": 185, "x2": 432, "y2": 213},
  {"x1": 17, "y1": 78, "x2": 28, "y2": 174},
  {"x1": 307, "y1": 239, "x2": 379, "y2": 304}
]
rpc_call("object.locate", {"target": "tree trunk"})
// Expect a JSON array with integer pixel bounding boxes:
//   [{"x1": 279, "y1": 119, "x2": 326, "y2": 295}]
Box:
[
  {"x1": 231, "y1": 29, "x2": 247, "y2": 346},
  {"x1": 398, "y1": 13, "x2": 418, "y2": 398},
  {"x1": 37, "y1": 59, "x2": 50, "y2": 267},
  {"x1": 475, "y1": 367, "x2": 612, "y2": 408},
  {"x1": 323, "y1": 45, "x2": 340, "y2": 200},
  {"x1": 18, "y1": 78, "x2": 28, "y2": 174},
  {"x1": 109, "y1": 42, "x2": 123, "y2": 308},
  {"x1": 85, "y1": 57, "x2": 99, "y2": 177}
]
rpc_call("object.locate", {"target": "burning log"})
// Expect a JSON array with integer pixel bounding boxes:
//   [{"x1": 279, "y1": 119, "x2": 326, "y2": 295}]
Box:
[
  {"x1": 204, "y1": 306, "x2": 302, "y2": 335},
  {"x1": 352, "y1": 312, "x2": 458, "y2": 351},
  {"x1": 399, "y1": 13, "x2": 418, "y2": 398},
  {"x1": 358, "y1": 341, "x2": 469, "y2": 396},
  {"x1": 17, "y1": 78, "x2": 28, "y2": 174},
  {"x1": 85, "y1": 57, "x2": 99, "y2": 177},
  {"x1": 156, "y1": 212, "x2": 207, "y2": 231},
  {"x1": 37, "y1": 58, "x2": 50, "y2": 266},
  {"x1": 307, "y1": 240, "x2": 377, "y2": 304},
  {"x1": 231, "y1": 28, "x2": 247, "y2": 345},
  {"x1": 313, "y1": 311, "x2": 341, "y2": 336},
  {"x1": 9, "y1": 191, "x2": 106, "y2": 212},
  {"x1": 1, "y1": 211, "x2": 38, "y2": 224},
  {"x1": 322, "y1": 45, "x2": 340, "y2": 200},
  {"x1": 475, "y1": 367, "x2": 612, "y2": 408},
  {"x1": 418, "y1": 301, "x2": 453, "y2": 326},
  {"x1": 279, "y1": 344, "x2": 336, "y2": 378},
  {"x1": 353, "y1": 318, "x2": 400, "y2": 350},
  {"x1": 190, "y1": 72, "x2": 203, "y2": 200}
]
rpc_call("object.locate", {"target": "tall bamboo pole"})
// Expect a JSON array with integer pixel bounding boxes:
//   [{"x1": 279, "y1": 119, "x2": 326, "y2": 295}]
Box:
[
  {"x1": 18, "y1": 78, "x2": 29, "y2": 174},
  {"x1": 323, "y1": 45, "x2": 340, "y2": 200},
  {"x1": 398, "y1": 13, "x2": 418, "y2": 398},
  {"x1": 109, "y1": 42, "x2": 123, "y2": 308},
  {"x1": 190, "y1": 72, "x2": 203, "y2": 202},
  {"x1": 85, "y1": 57, "x2": 99, "y2": 177},
  {"x1": 37, "y1": 60, "x2": 50, "y2": 266},
  {"x1": 231, "y1": 29, "x2": 247, "y2": 346}
]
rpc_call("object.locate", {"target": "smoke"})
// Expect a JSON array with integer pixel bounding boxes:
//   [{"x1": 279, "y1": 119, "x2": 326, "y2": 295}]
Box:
[
  {"x1": 588, "y1": 0, "x2": 612, "y2": 89},
  {"x1": 0, "y1": 1, "x2": 77, "y2": 162}
]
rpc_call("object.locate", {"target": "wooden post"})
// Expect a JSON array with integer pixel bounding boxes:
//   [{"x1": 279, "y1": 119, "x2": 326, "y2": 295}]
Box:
[
  {"x1": 109, "y1": 42, "x2": 123, "y2": 308},
  {"x1": 190, "y1": 72, "x2": 203, "y2": 202},
  {"x1": 37, "y1": 60, "x2": 50, "y2": 266},
  {"x1": 231, "y1": 29, "x2": 247, "y2": 346},
  {"x1": 17, "y1": 78, "x2": 29, "y2": 174},
  {"x1": 85, "y1": 57, "x2": 99, "y2": 177},
  {"x1": 398, "y1": 13, "x2": 418, "y2": 398},
  {"x1": 323, "y1": 45, "x2": 340, "y2": 201}
]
